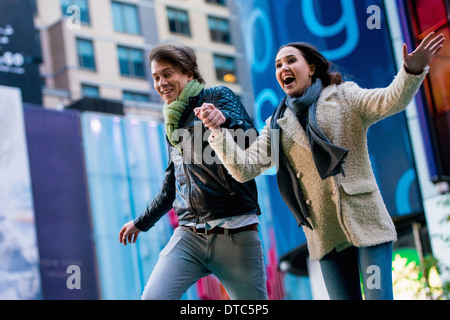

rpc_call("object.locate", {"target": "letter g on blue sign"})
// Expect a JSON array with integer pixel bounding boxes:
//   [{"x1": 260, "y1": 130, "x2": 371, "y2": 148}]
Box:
[
  {"x1": 302, "y1": 0, "x2": 359, "y2": 60},
  {"x1": 254, "y1": 88, "x2": 279, "y2": 129},
  {"x1": 245, "y1": 8, "x2": 273, "y2": 73}
]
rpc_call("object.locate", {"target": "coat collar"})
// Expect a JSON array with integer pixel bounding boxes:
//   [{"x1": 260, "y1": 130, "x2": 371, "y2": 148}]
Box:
[
  {"x1": 276, "y1": 84, "x2": 338, "y2": 150},
  {"x1": 318, "y1": 84, "x2": 337, "y2": 102},
  {"x1": 276, "y1": 107, "x2": 310, "y2": 150}
]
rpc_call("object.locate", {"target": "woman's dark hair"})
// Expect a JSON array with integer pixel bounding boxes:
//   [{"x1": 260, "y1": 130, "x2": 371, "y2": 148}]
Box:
[
  {"x1": 277, "y1": 42, "x2": 343, "y2": 87},
  {"x1": 149, "y1": 44, "x2": 206, "y2": 85}
]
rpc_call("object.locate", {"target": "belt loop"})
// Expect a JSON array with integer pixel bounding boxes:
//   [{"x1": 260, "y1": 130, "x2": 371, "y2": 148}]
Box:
[
  {"x1": 193, "y1": 226, "x2": 208, "y2": 235},
  {"x1": 224, "y1": 228, "x2": 230, "y2": 236}
]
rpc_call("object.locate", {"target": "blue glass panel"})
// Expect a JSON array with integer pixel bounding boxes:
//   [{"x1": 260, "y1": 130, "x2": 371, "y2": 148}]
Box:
[
  {"x1": 81, "y1": 113, "x2": 194, "y2": 299},
  {"x1": 81, "y1": 112, "x2": 142, "y2": 299}
]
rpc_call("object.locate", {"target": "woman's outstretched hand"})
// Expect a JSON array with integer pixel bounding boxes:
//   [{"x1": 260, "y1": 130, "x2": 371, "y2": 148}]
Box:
[{"x1": 403, "y1": 32, "x2": 445, "y2": 75}]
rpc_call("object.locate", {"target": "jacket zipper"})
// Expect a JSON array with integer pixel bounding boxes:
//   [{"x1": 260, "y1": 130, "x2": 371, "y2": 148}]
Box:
[
  {"x1": 219, "y1": 164, "x2": 236, "y2": 196},
  {"x1": 198, "y1": 163, "x2": 235, "y2": 196},
  {"x1": 182, "y1": 161, "x2": 200, "y2": 224}
]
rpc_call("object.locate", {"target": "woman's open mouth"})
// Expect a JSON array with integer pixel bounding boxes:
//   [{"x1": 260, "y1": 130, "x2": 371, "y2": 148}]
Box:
[{"x1": 283, "y1": 76, "x2": 296, "y2": 88}]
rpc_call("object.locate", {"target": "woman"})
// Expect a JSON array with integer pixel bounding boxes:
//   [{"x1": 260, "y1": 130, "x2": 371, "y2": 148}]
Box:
[
  {"x1": 196, "y1": 32, "x2": 445, "y2": 299},
  {"x1": 119, "y1": 44, "x2": 267, "y2": 300}
]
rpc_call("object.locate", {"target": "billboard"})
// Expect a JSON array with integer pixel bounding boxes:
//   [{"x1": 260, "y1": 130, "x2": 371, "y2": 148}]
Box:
[
  {"x1": 0, "y1": 86, "x2": 42, "y2": 299},
  {"x1": 398, "y1": 0, "x2": 450, "y2": 182},
  {"x1": 24, "y1": 106, "x2": 100, "y2": 300},
  {"x1": 0, "y1": 0, "x2": 42, "y2": 105}
]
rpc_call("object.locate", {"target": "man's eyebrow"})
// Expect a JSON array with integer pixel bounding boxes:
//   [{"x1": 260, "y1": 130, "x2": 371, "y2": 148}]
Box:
[{"x1": 152, "y1": 67, "x2": 175, "y2": 76}]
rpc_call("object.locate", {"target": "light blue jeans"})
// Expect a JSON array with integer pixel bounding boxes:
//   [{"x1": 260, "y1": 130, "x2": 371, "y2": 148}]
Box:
[
  {"x1": 141, "y1": 226, "x2": 268, "y2": 300},
  {"x1": 319, "y1": 242, "x2": 394, "y2": 300}
]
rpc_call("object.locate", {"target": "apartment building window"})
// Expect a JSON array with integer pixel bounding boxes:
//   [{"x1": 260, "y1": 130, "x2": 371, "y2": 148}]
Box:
[
  {"x1": 118, "y1": 46, "x2": 145, "y2": 78},
  {"x1": 61, "y1": 0, "x2": 90, "y2": 24},
  {"x1": 167, "y1": 7, "x2": 191, "y2": 36},
  {"x1": 205, "y1": 0, "x2": 226, "y2": 6},
  {"x1": 112, "y1": 1, "x2": 141, "y2": 35},
  {"x1": 76, "y1": 38, "x2": 96, "y2": 71},
  {"x1": 82, "y1": 84, "x2": 99, "y2": 97},
  {"x1": 123, "y1": 90, "x2": 150, "y2": 102},
  {"x1": 208, "y1": 16, "x2": 231, "y2": 44},
  {"x1": 214, "y1": 54, "x2": 237, "y2": 83}
]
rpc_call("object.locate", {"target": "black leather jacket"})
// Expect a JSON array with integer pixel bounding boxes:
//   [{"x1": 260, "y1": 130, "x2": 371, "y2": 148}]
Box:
[{"x1": 134, "y1": 86, "x2": 261, "y2": 231}]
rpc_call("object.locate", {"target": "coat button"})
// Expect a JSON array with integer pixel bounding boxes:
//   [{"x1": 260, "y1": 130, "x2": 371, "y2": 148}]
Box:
[
  {"x1": 306, "y1": 199, "x2": 312, "y2": 205},
  {"x1": 296, "y1": 172, "x2": 302, "y2": 179}
]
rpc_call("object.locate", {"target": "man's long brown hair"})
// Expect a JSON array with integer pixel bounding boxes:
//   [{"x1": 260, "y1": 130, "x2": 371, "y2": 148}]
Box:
[{"x1": 149, "y1": 44, "x2": 206, "y2": 85}]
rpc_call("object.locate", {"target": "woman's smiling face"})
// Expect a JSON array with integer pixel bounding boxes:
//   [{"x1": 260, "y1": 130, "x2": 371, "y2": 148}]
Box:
[{"x1": 275, "y1": 46, "x2": 316, "y2": 98}]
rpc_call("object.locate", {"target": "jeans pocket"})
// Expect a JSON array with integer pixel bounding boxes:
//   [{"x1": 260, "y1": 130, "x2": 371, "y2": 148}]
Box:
[
  {"x1": 230, "y1": 231, "x2": 261, "y2": 247},
  {"x1": 159, "y1": 234, "x2": 182, "y2": 256}
]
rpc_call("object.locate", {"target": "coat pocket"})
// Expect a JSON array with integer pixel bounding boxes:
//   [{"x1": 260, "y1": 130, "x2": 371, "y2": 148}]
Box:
[{"x1": 340, "y1": 179, "x2": 378, "y2": 195}]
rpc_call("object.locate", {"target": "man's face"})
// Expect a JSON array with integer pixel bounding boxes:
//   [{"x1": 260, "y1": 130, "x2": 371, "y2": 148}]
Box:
[{"x1": 151, "y1": 60, "x2": 193, "y2": 104}]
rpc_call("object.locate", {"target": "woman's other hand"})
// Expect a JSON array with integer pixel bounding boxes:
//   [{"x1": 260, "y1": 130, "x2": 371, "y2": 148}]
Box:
[{"x1": 403, "y1": 32, "x2": 445, "y2": 75}]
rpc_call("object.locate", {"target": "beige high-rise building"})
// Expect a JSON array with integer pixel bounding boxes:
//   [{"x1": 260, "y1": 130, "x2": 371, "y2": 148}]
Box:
[{"x1": 34, "y1": 0, "x2": 254, "y2": 119}]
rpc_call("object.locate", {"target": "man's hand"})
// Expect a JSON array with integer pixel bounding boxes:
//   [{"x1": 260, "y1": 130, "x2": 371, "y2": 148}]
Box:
[
  {"x1": 119, "y1": 221, "x2": 141, "y2": 246},
  {"x1": 194, "y1": 103, "x2": 226, "y2": 135}
]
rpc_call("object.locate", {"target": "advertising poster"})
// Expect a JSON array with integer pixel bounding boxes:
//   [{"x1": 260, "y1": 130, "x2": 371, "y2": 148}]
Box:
[
  {"x1": 0, "y1": 86, "x2": 42, "y2": 299},
  {"x1": 24, "y1": 106, "x2": 100, "y2": 300},
  {"x1": 0, "y1": 1, "x2": 42, "y2": 105}
]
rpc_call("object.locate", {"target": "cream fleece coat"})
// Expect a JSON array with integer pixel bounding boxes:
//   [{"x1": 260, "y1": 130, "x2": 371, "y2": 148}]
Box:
[{"x1": 209, "y1": 65, "x2": 429, "y2": 260}]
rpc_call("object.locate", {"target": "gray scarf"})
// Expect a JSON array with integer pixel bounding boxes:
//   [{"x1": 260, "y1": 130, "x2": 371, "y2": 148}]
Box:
[{"x1": 283, "y1": 78, "x2": 348, "y2": 180}]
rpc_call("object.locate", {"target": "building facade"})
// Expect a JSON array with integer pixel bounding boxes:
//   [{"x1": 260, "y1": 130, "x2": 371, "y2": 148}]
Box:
[{"x1": 34, "y1": 0, "x2": 255, "y2": 119}]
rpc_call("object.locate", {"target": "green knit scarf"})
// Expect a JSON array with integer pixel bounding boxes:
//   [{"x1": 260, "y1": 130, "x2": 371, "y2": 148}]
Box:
[{"x1": 163, "y1": 79, "x2": 204, "y2": 149}]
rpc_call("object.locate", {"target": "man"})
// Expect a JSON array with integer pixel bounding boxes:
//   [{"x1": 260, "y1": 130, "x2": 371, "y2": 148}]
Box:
[{"x1": 119, "y1": 44, "x2": 267, "y2": 300}]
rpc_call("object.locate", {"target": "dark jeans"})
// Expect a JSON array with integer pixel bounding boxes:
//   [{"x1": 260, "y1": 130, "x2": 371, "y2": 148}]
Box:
[{"x1": 319, "y1": 242, "x2": 394, "y2": 300}]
